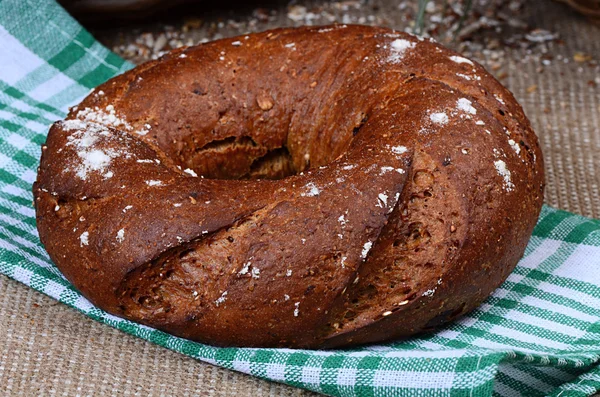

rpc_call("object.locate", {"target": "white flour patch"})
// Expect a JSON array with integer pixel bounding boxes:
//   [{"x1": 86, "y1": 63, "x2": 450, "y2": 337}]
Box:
[
  {"x1": 238, "y1": 262, "x2": 251, "y2": 275},
  {"x1": 301, "y1": 182, "x2": 320, "y2": 197},
  {"x1": 450, "y1": 55, "x2": 474, "y2": 65},
  {"x1": 64, "y1": 127, "x2": 120, "y2": 180},
  {"x1": 457, "y1": 98, "x2": 477, "y2": 115},
  {"x1": 78, "y1": 149, "x2": 117, "y2": 180},
  {"x1": 391, "y1": 145, "x2": 408, "y2": 155},
  {"x1": 430, "y1": 112, "x2": 449, "y2": 125},
  {"x1": 79, "y1": 231, "x2": 89, "y2": 246},
  {"x1": 116, "y1": 229, "x2": 125, "y2": 243},
  {"x1": 388, "y1": 39, "x2": 415, "y2": 63},
  {"x1": 378, "y1": 193, "x2": 388, "y2": 208},
  {"x1": 494, "y1": 160, "x2": 515, "y2": 191},
  {"x1": 294, "y1": 302, "x2": 300, "y2": 317},
  {"x1": 61, "y1": 106, "x2": 151, "y2": 180},
  {"x1": 70, "y1": 105, "x2": 150, "y2": 136},
  {"x1": 508, "y1": 139, "x2": 521, "y2": 155},
  {"x1": 136, "y1": 124, "x2": 152, "y2": 136},
  {"x1": 145, "y1": 180, "x2": 163, "y2": 187},
  {"x1": 422, "y1": 279, "x2": 443, "y2": 297},
  {"x1": 215, "y1": 291, "x2": 228, "y2": 306},
  {"x1": 77, "y1": 105, "x2": 130, "y2": 130},
  {"x1": 184, "y1": 168, "x2": 198, "y2": 177},
  {"x1": 361, "y1": 241, "x2": 373, "y2": 259}
]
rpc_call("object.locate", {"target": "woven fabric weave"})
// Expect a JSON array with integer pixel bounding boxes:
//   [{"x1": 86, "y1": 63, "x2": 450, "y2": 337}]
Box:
[{"x1": 1, "y1": 1, "x2": 599, "y2": 396}]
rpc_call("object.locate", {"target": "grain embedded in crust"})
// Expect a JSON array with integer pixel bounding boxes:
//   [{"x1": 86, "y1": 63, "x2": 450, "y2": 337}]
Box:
[{"x1": 33, "y1": 25, "x2": 544, "y2": 348}]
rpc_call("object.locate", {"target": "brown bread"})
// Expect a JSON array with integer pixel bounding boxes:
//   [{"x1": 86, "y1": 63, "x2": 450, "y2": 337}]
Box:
[{"x1": 33, "y1": 25, "x2": 544, "y2": 348}]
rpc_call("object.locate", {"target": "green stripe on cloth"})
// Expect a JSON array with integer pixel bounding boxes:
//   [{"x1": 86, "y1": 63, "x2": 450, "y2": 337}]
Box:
[{"x1": 1, "y1": 0, "x2": 600, "y2": 396}]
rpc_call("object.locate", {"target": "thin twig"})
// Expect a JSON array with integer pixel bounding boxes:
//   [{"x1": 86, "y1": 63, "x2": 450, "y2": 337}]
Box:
[{"x1": 414, "y1": 0, "x2": 430, "y2": 35}]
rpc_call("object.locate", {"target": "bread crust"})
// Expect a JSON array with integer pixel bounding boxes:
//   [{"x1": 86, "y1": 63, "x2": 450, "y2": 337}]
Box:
[{"x1": 34, "y1": 25, "x2": 544, "y2": 348}]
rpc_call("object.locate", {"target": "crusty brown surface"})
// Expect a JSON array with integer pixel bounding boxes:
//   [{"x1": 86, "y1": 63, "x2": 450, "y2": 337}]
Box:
[{"x1": 33, "y1": 25, "x2": 544, "y2": 348}]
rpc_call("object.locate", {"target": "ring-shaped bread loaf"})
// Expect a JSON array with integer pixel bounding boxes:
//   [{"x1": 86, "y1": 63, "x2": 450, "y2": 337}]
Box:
[{"x1": 34, "y1": 25, "x2": 544, "y2": 348}]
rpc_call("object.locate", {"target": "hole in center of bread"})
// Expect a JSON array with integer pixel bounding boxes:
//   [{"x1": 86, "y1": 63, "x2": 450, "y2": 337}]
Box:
[
  {"x1": 175, "y1": 135, "x2": 297, "y2": 180},
  {"x1": 171, "y1": 125, "x2": 359, "y2": 180}
]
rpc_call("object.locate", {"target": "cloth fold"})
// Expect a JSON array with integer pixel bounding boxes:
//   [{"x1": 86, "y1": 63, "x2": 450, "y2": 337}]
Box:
[{"x1": 0, "y1": 0, "x2": 599, "y2": 395}]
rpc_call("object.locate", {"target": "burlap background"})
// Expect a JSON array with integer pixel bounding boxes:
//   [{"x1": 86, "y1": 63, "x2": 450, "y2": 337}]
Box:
[{"x1": 1, "y1": 1, "x2": 598, "y2": 395}]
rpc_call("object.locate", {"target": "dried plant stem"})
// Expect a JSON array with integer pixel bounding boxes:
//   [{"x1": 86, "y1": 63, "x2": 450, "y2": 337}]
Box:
[{"x1": 414, "y1": 0, "x2": 430, "y2": 35}]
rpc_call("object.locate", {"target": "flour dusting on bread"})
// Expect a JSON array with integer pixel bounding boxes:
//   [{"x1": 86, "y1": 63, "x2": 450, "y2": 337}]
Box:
[{"x1": 388, "y1": 39, "x2": 415, "y2": 63}]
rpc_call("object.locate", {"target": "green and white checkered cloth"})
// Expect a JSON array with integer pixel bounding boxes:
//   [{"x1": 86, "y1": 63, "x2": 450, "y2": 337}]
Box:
[{"x1": 1, "y1": 1, "x2": 600, "y2": 396}]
